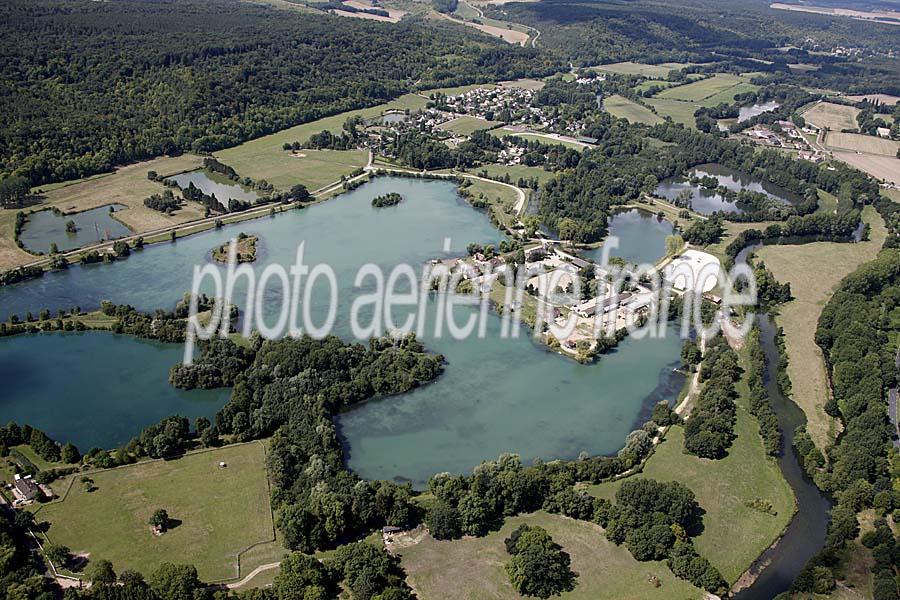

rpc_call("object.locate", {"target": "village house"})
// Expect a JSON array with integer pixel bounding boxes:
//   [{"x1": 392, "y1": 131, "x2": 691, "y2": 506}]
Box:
[{"x1": 12, "y1": 473, "x2": 41, "y2": 504}]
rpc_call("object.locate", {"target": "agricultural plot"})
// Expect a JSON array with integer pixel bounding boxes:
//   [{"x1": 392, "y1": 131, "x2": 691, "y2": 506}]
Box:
[
  {"x1": 33, "y1": 442, "x2": 276, "y2": 583},
  {"x1": 400, "y1": 511, "x2": 701, "y2": 600},
  {"x1": 645, "y1": 98, "x2": 699, "y2": 128},
  {"x1": 216, "y1": 146, "x2": 367, "y2": 193},
  {"x1": 602, "y1": 95, "x2": 663, "y2": 125},
  {"x1": 826, "y1": 132, "x2": 900, "y2": 156},
  {"x1": 654, "y1": 74, "x2": 751, "y2": 103},
  {"x1": 832, "y1": 152, "x2": 900, "y2": 186},
  {"x1": 801, "y1": 102, "x2": 861, "y2": 132}
]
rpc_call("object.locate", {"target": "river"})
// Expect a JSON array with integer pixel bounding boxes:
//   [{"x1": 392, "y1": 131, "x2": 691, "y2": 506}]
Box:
[{"x1": 734, "y1": 314, "x2": 832, "y2": 599}]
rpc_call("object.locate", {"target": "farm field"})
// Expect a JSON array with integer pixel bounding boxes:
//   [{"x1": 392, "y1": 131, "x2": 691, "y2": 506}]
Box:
[
  {"x1": 498, "y1": 78, "x2": 545, "y2": 90},
  {"x1": 754, "y1": 205, "x2": 887, "y2": 452},
  {"x1": 632, "y1": 79, "x2": 675, "y2": 94},
  {"x1": 0, "y1": 155, "x2": 205, "y2": 271},
  {"x1": 591, "y1": 61, "x2": 692, "y2": 79},
  {"x1": 832, "y1": 151, "x2": 900, "y2": 186},
  {"x1": 801, "y1": 102, "x2": 860, "y2": 131},
  {"x1": 587, "y1": 393, "x2": 795, "y2": 584},
  {"x1": 654, "y1": 74, "x2": 753, "y2": 103},
  {"x1": 33, "y1": 441, "x2": 277, "y2": 583},
  {"x1": 216, "y1": 146, "x2": 367, "y2": 193},
  {"x1": 209, "y1": 91, "x2": 436, "y2": 189},
  {"x1": 435, "y1": 11, "x2": 530, "y2": 45},
  {"x1": 438, "y1": 115, "x2": 503, "y2": 136},
  {"x1": 826, "y1": 132, "x2": 900, "y2": 156},
  {"x1": 602, "y1": 95, "x2": 663, "y2": 125},
  {"x1": 645, "y1": 98, "x2": 698, "y2": 128},
  {"x1": 399, "y1": 511, "x2": 702, "y2": 600}
]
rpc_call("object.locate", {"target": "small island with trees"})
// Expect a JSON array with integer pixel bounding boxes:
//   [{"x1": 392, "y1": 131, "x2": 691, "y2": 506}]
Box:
[
  {"x1": 371, "y1": 192, "x2": 403, "y2": 208},
  {"x1": 212, "y1": 233, "x2": 258, "y2": 264}
]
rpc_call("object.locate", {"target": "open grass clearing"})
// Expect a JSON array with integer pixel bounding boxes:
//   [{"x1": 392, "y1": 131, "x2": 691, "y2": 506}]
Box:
[
  {"x1": 462, "y1": 177, "x2": 520, "y2": 227},
  {"x1": 586, "y1": 351, "x2": 796, "y2": 585},
  {"x1": 646, "y1": 98, "x2": 698, "y2": 128},
  {"x1": 437, "y1": 115, "x2": 503, "y2": 136},
  {"x1": 826, "y1": 132, "x2": 900, "y2": 156},
  {"x1": 475, "y1": 163, "x2": 557, "y2": 186},
  {"x1": 498, "y1": 78, "x2": 545, "y2": 90},
  {"x1": 701, "y1": 82, "x2": 759, "y2": 107},
  {"x1": 802, "y1": 102, "x2": 861, "y2": 132},
  {"x1": 603, "y1": 93, "x2": 663, "y2": 123},
  {"x1": 399, "y1": 511, "x2": 701, "y2": 600},
  {"x1": 491, "y1": 127, "x2": 587, "y2": 150},
  {"x1": 435, "y1": 11, "x2": 530, "y2": 45},
  {"x1": 33, "y1": 441, "x2": 276, "y2": 583},
  {"x1": 654, "y1": 74, "x2": 750, "y2": 103},
  {"x1": 216, "y1": 146, "x2": 368, "y2": 193},
  {"x1": 754, "y1": 205, "x2": 887, "y2": 451},
  {"x1": 591, "y1": 61, "x2": 692, "y2": 79},
  {"x1": 602, "y1": 95, "x2": 663, "y2": 125}
]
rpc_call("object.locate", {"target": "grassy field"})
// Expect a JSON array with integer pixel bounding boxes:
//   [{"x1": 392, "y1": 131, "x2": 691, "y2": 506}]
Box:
[
  {"x1": 475, "y1": 163, "x2": 557, "y2": 186},
  {"x1": 754, "y1": 205, "x2": 887, "y2": 451},
  {"x1": 826, "y1": 132, "x2": 900, "y2": 156},
  {"x1": 0, "y1": 155, "x2": 205, "y2": 271},
  {"x1": 399, "y1": 511, "x2": 702, "y2": 600},
  {"x1": 33, "y1": 441, "x2": 277, "y2": 583},
  {"x1": 645, "y1": 98, "x2": 699, "y2": 128},
  {"x1": 463, "y1": 177, "x2": 521, "y2": 227},
  {"x1": 603, "y1": 95, "x2": 664, "y2": 125},
  {"x1": 216, "y1": 147, "x2": 367, "y2": 193},
  {"x1": 654, "y1": 74, "x2": 752, "y2": 103},
  {"x1": 498, "y1": 78, "x2": 545, "y2": 91},
  {"x1": 438, "y1": 115, "x2": 503, "y2": 136},
  {"x1": 587, "y1": 355, "x2": 796, "y2": 584},
  {"x1": 491, "y1": 127, "x2": 587, "y2": 151},
  {"x1": 213, "y1": 93, "x2": 426, "y2": 191},
  {"x1": 633, "y1": 80, "x2": 675, "y2": 94},
  {"x1": 801, "y1": 102, "x2": 860, "y2": 131},
  {"x1": 591, "y1": 61, "x2": 692, "y2": 79}
]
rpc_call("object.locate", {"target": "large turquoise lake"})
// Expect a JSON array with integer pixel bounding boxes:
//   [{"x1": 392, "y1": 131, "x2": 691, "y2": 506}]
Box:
[{"x1": 0, "y1": 177, "x2": 684, "y2": 483}]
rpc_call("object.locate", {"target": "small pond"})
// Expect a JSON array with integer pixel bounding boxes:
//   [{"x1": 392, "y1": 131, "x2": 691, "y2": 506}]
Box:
[
  {"x1": 582, "y1": 208, "x2": 674, "y2": 266},
  {"x1": 168, "y1": 169, "x2": 259, "y2": 203},
  {"x1": 654, "y1": 163, "x2": 803, "y2": 215},
  {"x1": 738, "y1": 100, "x2": 779, "y2": 123},
  {"x1": 380, "y1": 112, "x2": 408, "y2": 124},
  {"x1": 19, "y1": 204, "x2": 131, "y2": 254}
]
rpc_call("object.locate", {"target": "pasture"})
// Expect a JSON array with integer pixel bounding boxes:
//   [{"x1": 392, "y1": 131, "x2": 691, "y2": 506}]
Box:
[
  {"x1": 216, "y1": 147, "x2": 368, "y2": 193},
  {"x1": 587, "y1": 382, "x2": 795, "y2": 586},
  {"x1": 654, "y1": 74, "x2": 752, "y2": 103},
  {"x1": 602, "y1": 95, "x2": 664, "y2": 125},
  {"x1": 400, "y1": 511, "x2": 701, "y2": 600},
  {"x1": 801, "y1": 102, "x2": 860, "y2": 131},
  {"x1": 754, "y1": 205, "x2": 887, "y2": 451},
  {"x1": 645, "y1": 98, "x2": 698, "y2": 128},
  {"x1": 33, "y1": 441, "x2": 277, "y2": 583}
]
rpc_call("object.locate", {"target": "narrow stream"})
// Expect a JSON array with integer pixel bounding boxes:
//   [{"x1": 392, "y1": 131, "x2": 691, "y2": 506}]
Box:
[{"x1": 734, "y1": 314, "x2": 833, "y2": 599}]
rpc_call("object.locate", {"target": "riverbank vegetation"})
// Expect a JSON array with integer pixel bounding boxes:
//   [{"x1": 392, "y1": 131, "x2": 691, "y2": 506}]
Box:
[{"x1": 212, "y1": 233, "x2": 258, "y2": 264}]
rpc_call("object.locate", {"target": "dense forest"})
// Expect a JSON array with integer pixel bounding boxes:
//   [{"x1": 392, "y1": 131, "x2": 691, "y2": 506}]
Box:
[
  {"x1": 0, "y1": 0, "x2": 551, "y2": 186},
  {"x1": 491, "y1": 0, "x2": 900, "y2": 71}
]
